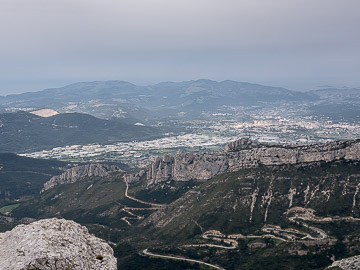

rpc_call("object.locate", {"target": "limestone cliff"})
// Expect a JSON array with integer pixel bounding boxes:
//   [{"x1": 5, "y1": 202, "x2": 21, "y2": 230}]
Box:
[
  {"x1": 0, "y1": 218, "x2": 117, "y2": 270},
  {"x1": 143, "y1": 159, "x2": 360, "y2": 236},
  {"x1": 125, "y1": 169, "x2": 146, "y2": 183},
  {"x1": 41, "y1": 164, "x2": 121, "y2": 193},
  {"x1": 145, "y1": 139, "x2": 360, "y2": 185}
]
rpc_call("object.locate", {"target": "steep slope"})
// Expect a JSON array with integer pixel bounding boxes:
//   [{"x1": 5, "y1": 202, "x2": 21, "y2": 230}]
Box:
[
  {"x1": 138, "y1": 160, "x2": 360, "y2": 270},
  {"x1": 11, "y1": 170, "x2": 162, "y2": 234},
  {"x1": 0, "y1": 111, "x2": 161, "y2": 152},
  {"x1": 0, "y1": 153, "x2": 67, "y2": 205},
  {"x1": 13, "y1": 172, "x2": 128, "y2": 223},
  {"x1": 145, "y1": 160, "x2": 360, "y2": 236}
]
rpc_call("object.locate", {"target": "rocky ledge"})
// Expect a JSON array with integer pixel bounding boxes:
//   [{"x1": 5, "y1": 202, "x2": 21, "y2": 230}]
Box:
[
  {"x1": 0, "y1": 218, "x2": 117, "y2": 270},
  {"x1": 41, "y1": 164, "x2": 121, "y2": 193},
  {"x1": 328, "y1": 255, "x2": 360, "y2": 269},
  {"x1": 145, "y1": 139, "x2": 360, "y2": 185}
]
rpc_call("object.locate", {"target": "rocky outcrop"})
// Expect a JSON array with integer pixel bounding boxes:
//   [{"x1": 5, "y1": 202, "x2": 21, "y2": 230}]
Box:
[
  {"x1": 125, "y1": 169, "x2": 146, "y2": 183},
  {"x1": 146, "y1": 139, "x2": 360, "y2": 185},
  {"x1": 224, "y1": 137, "x2": 260, "y2": 151},
  {"x1": 328, "y1": 255, "x2": 360, "y2": 269},
  {"x1": 41, "y1": 164, "x2": 121, "y2": 193},
  {"x1": 146, "y1": 153, "x2": 229, "y2": 185},
  {"x1": 0, "y1": 218, "x2": 117, "y2": 270}
]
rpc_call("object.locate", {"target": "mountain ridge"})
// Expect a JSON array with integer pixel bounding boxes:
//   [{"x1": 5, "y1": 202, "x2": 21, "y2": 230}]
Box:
[
  {"x1": 141, "y1": 138, "x2": 360, "y2": 185},
  {"x1": 0, "y1": 79, "x2": 318, "y2": 119},
  {"x1": 0, "y1": 111, "x2": 161, "y2": 152}
]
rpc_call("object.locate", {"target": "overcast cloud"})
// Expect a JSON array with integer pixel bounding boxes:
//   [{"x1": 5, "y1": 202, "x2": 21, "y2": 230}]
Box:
[{"x1": 0, "y1": 0, "x2": 359, "y2": 95}]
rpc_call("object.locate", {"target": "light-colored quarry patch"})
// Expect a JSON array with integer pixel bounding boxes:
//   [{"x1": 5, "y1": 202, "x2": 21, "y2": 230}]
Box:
[{"x1": 30, "y1": 109, "x2": 59, "y2": 117}]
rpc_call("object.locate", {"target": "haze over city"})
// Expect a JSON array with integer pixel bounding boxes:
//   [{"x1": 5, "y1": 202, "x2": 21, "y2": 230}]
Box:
[{"x1": 1, "y1": 0, "x2": 359, "y2": 95}]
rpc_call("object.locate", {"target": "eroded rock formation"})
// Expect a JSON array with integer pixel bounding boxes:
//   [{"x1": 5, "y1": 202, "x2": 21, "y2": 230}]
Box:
[
  {"x1": 125, "y1": 169, "x2": 146, "y2": 183},
  {"x1": 41, "y1": 164, "x2": 121, "y2": 192},
  {"x1": 145, "y1": 139, "x2": 360, "y2": 185}
]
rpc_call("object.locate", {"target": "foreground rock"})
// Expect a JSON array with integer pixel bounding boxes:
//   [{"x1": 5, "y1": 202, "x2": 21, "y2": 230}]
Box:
[
  {"x1": 41, "y1": 163, "x2": 121, "y2": 192},
  {"x1": 0, "y1": 218, "x2": 117, "y2": 270},
  {"x1": 328, "y1": 255, "x2": 360, "y2": 269}
]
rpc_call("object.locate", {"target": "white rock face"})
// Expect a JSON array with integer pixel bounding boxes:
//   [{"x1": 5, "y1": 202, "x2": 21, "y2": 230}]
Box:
[
  {"x1": 146, "y1": 139, "x2": 360, "y2": 185},
  {"x1": 41, "y1": 164, "x2": 121, "y2": 193},
  {"x1": 0, "y1": 218, "x2": 117, "y2": 270},
  {"x1": 328, "y1": 255, "x2": 360, "y2": 269}
]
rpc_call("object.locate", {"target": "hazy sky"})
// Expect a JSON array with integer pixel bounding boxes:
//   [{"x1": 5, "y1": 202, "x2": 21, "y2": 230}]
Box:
[{"x1": 1, "y1": 0, "x2": 359, "y2": 95}]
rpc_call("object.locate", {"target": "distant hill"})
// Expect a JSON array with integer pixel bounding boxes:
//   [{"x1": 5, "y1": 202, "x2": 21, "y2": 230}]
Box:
[
  {"x1": 307, "y1": 87, "x2": 360, "y2": 122},
  {"x1": 0, "y1": 80, "x2": 318, "y2": 118},
  {"x1": 0, "y1": 111, "x2": 161, "y2": 153},
  {"x1": 308, "y1": 87, "x2": 360, "y2": 102},
  {"x1": 0, "y1": 153, "x2": 66, "y2": 205}
]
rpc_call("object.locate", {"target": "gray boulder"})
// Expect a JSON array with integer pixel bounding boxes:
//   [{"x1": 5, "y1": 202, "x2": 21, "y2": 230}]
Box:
[{"x1": 0, "y1": 218, "x2": 117, "y2": 270}]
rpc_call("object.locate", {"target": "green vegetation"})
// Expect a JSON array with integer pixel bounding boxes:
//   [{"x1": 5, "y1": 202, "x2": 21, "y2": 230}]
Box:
[
  {"x1": 13, "y1": 173, "x2": 128, "y2": 220},
  {"x1": 130, "y1": 180, "x2": 201, "y2": 204},
  {"x1": 96, "y1": 255, "x2": 104, "y2": 260},
  {"x1": 0, "y1": 203, "x2": 19, "y2": 214},
  {"x1": 0, "y1": 153, "x2": 66, "y2": 205},
  {"x1": 0, "y1": 111, "x2": 161, "y2": 153}
]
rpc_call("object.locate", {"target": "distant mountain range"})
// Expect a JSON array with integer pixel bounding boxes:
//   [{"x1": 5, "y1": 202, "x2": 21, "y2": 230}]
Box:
[
  {"x1": 309, "y1": 87, "x2": 360, "y2": 102},
  {"x1": 308, "y1": 87, "x2": 360, "y2": 121},
  {"x1": 1, "y1": 80, "x2": 359, "y2": 153},
  {"x1": 0, "y1": 111, "x2": 161, "y2": 153},
  {"x1": 0, "y1": 80, "x2": 320, "y2": 119}
]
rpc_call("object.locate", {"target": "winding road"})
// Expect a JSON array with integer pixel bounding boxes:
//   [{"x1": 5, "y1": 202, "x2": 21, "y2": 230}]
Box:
[
  {"x1": 182, "y1": 207, "x2": 360, "y2": 256},
  {"x1": 122, "y1": 176, "x2": 225, "y2": 269},
  {"x1": 123, "y1": 176, "x2": 165, "y2": 207},
  {"x1": 120, "y1": 176, "x2": 165, "y2": 226},
  {"x1": 142, "y1": 249, "x2": 225, "y2": 270}
]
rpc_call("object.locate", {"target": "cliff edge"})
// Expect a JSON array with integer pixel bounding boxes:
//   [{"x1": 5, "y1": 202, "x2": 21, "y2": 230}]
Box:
[
  {"x1": 145, "y1": 139, "x2": 360, "y2": 185},
  {"x1": 41, "y1": 164, "x2": 121, "y2": 193}
]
